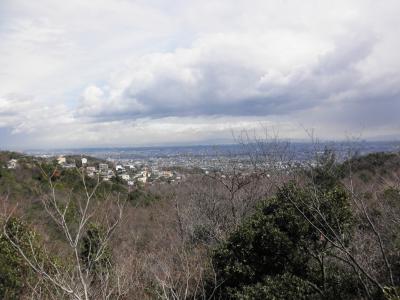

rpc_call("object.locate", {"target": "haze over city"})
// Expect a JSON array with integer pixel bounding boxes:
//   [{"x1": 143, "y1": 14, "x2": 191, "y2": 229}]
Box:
[{"x1": 1, "y1": 0, "x2": 399, "y2": 149}]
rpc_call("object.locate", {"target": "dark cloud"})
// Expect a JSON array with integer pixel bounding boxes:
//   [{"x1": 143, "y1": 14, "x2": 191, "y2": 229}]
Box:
[{"x1": 78, "y1": 33, "x2": 385, "y2": 123}]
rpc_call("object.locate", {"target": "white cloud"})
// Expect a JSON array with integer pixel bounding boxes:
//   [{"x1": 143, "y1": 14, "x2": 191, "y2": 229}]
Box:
[{"x1": 0, "y1": 0, "x2": 399, "y2": 148}]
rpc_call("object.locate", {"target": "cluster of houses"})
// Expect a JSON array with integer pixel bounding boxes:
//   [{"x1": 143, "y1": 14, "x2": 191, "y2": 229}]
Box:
[
  {"x1": 3, "y1": 155, "x2": 183, "y2": 186},
  {"x1": 56, "y1": 155, "x2": 182, "y2": 186},
  {"x1": 111, "y1": 163, "x2": 181, "y2": 185}
]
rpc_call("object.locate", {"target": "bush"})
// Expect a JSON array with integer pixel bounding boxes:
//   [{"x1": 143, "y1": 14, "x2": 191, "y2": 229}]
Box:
[
  {"x1": 231, "y1": 273, "x2": 315, "y2": 300},
  {"x1": 128, "y1": 188, "x2": 160, "y2": 207}
]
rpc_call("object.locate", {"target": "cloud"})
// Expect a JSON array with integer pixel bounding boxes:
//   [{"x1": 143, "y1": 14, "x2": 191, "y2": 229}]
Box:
[
  {"x1": 76, "y1": 31, "x2": 379, "y2": 120},
  {"x1": 0, "y1": 0, "x2": 399, "y2": 148}
]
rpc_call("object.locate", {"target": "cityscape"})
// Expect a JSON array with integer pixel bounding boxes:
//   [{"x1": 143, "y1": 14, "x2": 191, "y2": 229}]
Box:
[{"x1": 5, "y1": 140, "x2": 395, "y2": 187}]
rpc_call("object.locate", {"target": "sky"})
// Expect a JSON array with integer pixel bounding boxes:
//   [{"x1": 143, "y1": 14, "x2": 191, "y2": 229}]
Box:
[{"x1": 0, "y1": 0, "x2": 399, "y2": 149}]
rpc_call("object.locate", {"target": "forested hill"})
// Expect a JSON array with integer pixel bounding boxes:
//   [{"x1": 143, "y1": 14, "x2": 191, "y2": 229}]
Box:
[
  {"x1": 0, "y1": 150, "x2": 399, "y2": 299},
  {"x1": 0, "y1": 152, "x2": 127, "y2": 220}
]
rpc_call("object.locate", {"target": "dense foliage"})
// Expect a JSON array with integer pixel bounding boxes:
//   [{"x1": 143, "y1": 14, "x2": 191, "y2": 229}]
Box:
[
  {"x1": 210, "y1": 181, "x2": 359, "y2": 299},
  {"x1": 0, "y1": 218, "x2": 39, "y2": 299}
]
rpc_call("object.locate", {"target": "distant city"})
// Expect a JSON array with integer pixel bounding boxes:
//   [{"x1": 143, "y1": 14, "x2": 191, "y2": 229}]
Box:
[
  {"x1": 18, "y1": 141, "x2": 400, "y2": 185},
  {"x1": 25, "y1": 141, "x2": 399, "y2": 162}
]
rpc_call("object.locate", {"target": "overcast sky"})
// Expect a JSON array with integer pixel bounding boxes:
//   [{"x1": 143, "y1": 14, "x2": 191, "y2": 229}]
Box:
[{"x1": 0, "y1": 0, "x2": 399, "y2": 149}]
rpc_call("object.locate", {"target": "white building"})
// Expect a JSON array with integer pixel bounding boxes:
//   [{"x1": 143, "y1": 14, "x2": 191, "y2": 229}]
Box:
[
  {"x1": 86, "y1": 166, "x2": 96, "y2": 177},
  {"x1": 124, "y1": 164, "x2": 135, "y2": 170},
  {"x1": 138, "y1": 176, "x2": 147, "y2": 183},
  {"x1": 141, "y1": 170, "x2": 151, "y2": 178},
  {"x1": 81, "y1": 157, "x2": 88, "y2": 165},
  {"x1": 120, "y1": 174, "x2": 130, "y2": 181},
  {"x1": 115, "y1": 165, "x2": 126, "y2": 173},
  {"x1": 57, "y1": 156, "x2": 66, "y2": 165},
  {"x1": 63, "y1": 163, "x2": 76, "y2": 169},
  {"x1": 7, "y1": 159, "x2": 17, "y2": 169}
]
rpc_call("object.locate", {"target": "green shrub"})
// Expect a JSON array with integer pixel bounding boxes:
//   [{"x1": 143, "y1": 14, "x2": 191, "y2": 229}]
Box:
[
  {"x1": 210, "y1": 181, "x2": 359, "y2": 299},
  {"x1": 0, "y1": 218, "x2": 40, "y2": 299},
  {"x1": 128, "y1": 188, "x2": 160, "y2": 207}
]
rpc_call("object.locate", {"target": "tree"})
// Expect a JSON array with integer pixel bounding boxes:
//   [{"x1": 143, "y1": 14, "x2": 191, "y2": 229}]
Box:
[
  {"x1": 0, "y1": 217, "x2": 40, "y2": 299},
  {"x1": 3, "y1": 165, "x2": 127, "y2": 300},
  {"x1": 210, "y1": 181, "x2": 360, "y2": 299},
  {"x1": 80, "y1": 222, "x2": 112, "y2": 277}
]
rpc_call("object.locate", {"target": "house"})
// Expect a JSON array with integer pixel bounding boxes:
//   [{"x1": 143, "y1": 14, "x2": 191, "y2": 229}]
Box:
[
  {"x1": 57, "y1": 156, "x2": 66, "y2": 165},
  {"x1": 99, "y1": 163, "x2": 108, "y2": 176},
  {"x1": 81, "y1": 157, "x2": 88, "y2": 165},
  {"x1": 7, "y1": 159, "x2": 17, "y2": 169},
  {"x1": 141, "y1": 170, "x2": 151, "y2": 178},
  {"x1": 63, "y1": 163, "x2": 76, "y2": 169},
  {"x1": 162, "y1": 170, "x2": 173, "y2": 178},
  {"x1": 137, "y1": 176, "x2": 147, "y2": 183},
  {"x1": 86, "y1": 166, "x2": 96, "y2": 177},
  {"x1": 120, "y1": 174, "x2": 130, "y2": 181},
  {"x1": 86, "y1": 166, "x2": 96, "y2": 173},
  {"x1": 124, "y1": 164, "x2": 135, "y2": 170},
  {"x1": 115, "y1": 165, "x2": 126, "y2": 173}
]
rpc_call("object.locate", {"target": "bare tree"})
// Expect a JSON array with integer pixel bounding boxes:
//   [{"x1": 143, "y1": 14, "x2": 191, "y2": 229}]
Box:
[
  {"x1": 273, "y1": 141, "x2": 400, "y2": 298},
  {"x1": 3, "y1": 164, "x2": 128, "y2": 300}
]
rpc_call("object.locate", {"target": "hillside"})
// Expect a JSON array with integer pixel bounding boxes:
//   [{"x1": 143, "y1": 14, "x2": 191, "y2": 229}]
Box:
[{"x1": 0, "y1": 150, "x2": 399, "y2": 299}]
